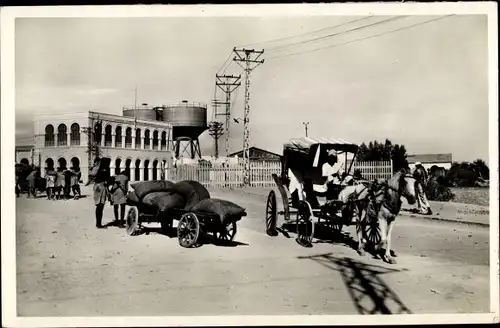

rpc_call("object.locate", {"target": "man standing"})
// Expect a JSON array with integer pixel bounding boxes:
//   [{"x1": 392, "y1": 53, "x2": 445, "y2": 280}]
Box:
[
  {"x1": 45, "y1": 167, "x2": 57, "y2": 200},
  {"x1": 70, "y1": 166, "x2": 82, "y2": 200},
  {"x1": 413, "y1": 162, "x2": 432, "y2": 215},
  {"x1": 26, "y1": 169, "x2": 37, "y2": 198},
  {"x1": 109, "y1": 170, "x2": 130, "y2": 227}
]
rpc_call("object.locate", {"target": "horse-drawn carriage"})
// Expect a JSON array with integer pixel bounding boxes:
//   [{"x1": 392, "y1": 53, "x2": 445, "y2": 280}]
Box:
[
  {"x1": 265, "y1": 137, "x2": 418, "y2": 264},
  {"x1": 125, "y1": 180, "x2": 247, "y2": 248},
  {"x1": 265, "y1": 137, "x2": 366, "y2": 247}
]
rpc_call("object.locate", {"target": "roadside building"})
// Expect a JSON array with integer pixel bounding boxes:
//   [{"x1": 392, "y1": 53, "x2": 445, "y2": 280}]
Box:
[
  {"x1": 30, "y1": 111, "x2": 174, "y2": 183},
  {"x1": 15, "y1": 145, "x2": 35, "y2": 165},
  {"x1": 229, "y1": 146, "x2": 282, "y2": 162},
  {"x1": 407, "y1": 153, "x2": 453, "y2": 171}
]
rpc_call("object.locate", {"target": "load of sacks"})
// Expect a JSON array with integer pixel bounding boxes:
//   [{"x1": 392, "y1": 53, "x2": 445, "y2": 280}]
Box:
[{"x1": 126, "y1": 180, "x2": 246, "y2": 224}]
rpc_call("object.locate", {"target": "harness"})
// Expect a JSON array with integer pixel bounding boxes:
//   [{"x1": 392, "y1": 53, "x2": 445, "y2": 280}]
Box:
[{"x1": 368, "y1": 175, "x2": 411, "y2": 217}]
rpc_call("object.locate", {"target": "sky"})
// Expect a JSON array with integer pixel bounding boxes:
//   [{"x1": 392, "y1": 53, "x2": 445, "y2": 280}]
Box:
[{"x1": 15, "y1": 14, "x2": 490, "y2": 164}]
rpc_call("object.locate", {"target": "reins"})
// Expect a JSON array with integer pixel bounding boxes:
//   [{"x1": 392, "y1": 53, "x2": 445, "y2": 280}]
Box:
[{"x1": 370, "y1": 174, "x2": 414, "y2": 215}]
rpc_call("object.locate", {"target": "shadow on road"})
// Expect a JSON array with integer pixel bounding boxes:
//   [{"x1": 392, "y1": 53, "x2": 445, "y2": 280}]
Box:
[
  {"x1": 297, "y1": 253, "x2": 412, "y2": 315},
  {"x1": 131, "y1": 226, "x2": 249, "y2": 247},
  {"x1": 278, "y1": 222, "x2": 361, "y2": 251}
]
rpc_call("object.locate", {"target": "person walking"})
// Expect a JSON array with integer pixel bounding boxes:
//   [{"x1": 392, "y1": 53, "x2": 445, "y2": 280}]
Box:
[
  {"x1": 26, "y1": 169, "x2": 37, "y2": 198},
  {"x1": 109, "y1": 170, "x2": 130, "y2": 227},
  {"x1": 44, "y1": 167, "x2": 57, "y2": 200},
  {"x1": 413, "y1": 162, "x2": 432, "y2": 215},
  {"x1": 55, "y1": 167, "x2": 66, "y2": 200},
  {"x1": 70, "y1": 166, "x2": 82, "y2": 200}
]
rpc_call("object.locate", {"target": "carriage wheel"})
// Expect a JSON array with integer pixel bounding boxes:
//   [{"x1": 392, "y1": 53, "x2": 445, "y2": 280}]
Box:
[
  {"x1": 265, "y1": 190, "x2": 278, "y2": 237},
  {"x1": 296, "y1": 201, "x2": 315, "y2": 247},
  {"x1": 215, "y1": 221, "x2": 237, "y2": 245},
  {"x1": 177, "y1": 213, "x2": 200, "y2": 248},
  {"x1": 125, "y1": 206, "x2": 140, "y2": 236},
  {"x1": 364, "y1": 206, "x2": 382, "y2": 247}
]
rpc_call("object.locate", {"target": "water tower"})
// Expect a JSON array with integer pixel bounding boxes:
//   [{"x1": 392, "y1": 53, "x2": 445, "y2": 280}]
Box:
[
  {"x1": 160, "y1": 100, "x2": 208, "y2": 159},
  {"x1": 122, "y1": 104, "x2": 158, "y2": 121}
]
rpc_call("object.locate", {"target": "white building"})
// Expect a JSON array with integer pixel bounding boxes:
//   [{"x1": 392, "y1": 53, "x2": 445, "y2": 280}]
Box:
[
  {"x1": 30, "y1": 111, "x2": 174, "y2": 183},
  {"x1": 407, "y1": 153, "x2": 453, "y2": 171}
]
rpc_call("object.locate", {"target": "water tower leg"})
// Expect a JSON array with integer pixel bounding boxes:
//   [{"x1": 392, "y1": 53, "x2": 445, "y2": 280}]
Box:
[
  {"x1": 190, "y1": 141, "x2": 195, "y2": 160},
  {"x1": 174, "y1": 140, "x2": 180, "y2": 158},
  {"x1": 194, "y1": 139, "x2": 201, "y2": 159}
]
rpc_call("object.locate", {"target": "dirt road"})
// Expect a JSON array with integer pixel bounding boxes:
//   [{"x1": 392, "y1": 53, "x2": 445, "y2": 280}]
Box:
[{"x1": 16, "y1": 187, "x2": 490, "y2": 316}]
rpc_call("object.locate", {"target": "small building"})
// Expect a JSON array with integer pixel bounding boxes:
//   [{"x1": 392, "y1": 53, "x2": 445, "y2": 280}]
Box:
[
  {"x1": 407, "y1": 153, "x2": 453, "y2": 171},
  {"x1": 15, "y1": 145, "x2": 35, "y2": 165},
  {"x1": 229, "y1": 146, "x2": 281, "y2": 162}
]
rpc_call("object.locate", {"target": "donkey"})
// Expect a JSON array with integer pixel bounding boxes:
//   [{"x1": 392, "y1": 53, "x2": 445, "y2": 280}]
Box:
[{"x1": 355, "y1": 169, "x2": 417, "y2": 264}]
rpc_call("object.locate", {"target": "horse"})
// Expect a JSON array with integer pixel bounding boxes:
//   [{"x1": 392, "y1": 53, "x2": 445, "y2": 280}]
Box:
[{"x1": 355, "y1": 169, "x2": 417, "y2": 264}]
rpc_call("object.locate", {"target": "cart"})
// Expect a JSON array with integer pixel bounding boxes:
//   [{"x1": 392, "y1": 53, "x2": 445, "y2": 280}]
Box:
[
  {"x1": 265, "y1": 137, "x2": 364, "y2": 247},
  {"x1": 125, "y1": 181, "x2": 247, "y2": 248}
]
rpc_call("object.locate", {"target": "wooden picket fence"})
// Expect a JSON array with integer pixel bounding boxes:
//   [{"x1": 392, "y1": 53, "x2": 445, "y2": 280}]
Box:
[
  {"x1": 168, "y1": 160, "x2": 392, "y2": 189},
  {"x1": 348, "y1": 160, "x2": 393, "y2": 181}
]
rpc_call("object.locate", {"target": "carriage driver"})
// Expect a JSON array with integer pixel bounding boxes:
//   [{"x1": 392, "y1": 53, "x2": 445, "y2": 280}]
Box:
[{"x1": 313, "y1": 149, "x2": 345, "y2": 200}]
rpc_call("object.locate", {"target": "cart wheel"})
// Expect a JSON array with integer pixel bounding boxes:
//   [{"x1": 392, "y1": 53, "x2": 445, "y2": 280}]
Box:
[
  {"x1": 266, "y1": 190, "x2": 278, "y2": 237},
  {"x1": 364, "y1": 205, "x2": 381, "y2": 247},
  {"x1": 177, "y1": 213, "x2": 200, "y2": 248},
  {"x1": 296, "y1": 201, "x2": 315, "y2": 248},
  {"x1": 125, "y1": 206, "x2": 140, "y2": 236},
  {"x1": 215, "y1": 221, "x2": 237, "y2": 245}
]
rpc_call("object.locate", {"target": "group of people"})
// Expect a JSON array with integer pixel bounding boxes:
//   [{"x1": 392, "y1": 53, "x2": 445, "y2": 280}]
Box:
[
  {"x1": 43, "y1": 166, "x2": 82, "y2": 200},
  {"x1": 88, "y1": 158, "x2": 130, "y2": 229}
]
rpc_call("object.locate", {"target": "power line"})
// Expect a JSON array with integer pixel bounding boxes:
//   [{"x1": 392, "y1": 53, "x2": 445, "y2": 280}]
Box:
[
  {"x1": 266, "y1": 16, "x2": 407, "y2": 53},
  {"x1": 216, "y1": 52, "x2": 234, "y2": 74},
  {"x1": 267, "y1": 15, "x2": 455, "y2": 61},
  {"x1": 238, "y1": 16, "x2": 372, "y2": 48}
]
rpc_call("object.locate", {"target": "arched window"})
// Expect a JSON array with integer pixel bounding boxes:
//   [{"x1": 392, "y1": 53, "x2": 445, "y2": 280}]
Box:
[
  {"x1": 161, "y1": 131, "x2": 167, "y2": 150},
  {"x1": 125, "y1": 127, "x2": 132, "y2": 148},
  {"x1": 70, "y1": 157, "x2": 80, "y2": 169},
  {"x1": 57, "y1": 124, "x2": 68, "y2": 146},
  {"x1": 115, "y1": 126, "x2": 122, "y2": 147},
  {"x1": 105, "y1": 125, "x2": 112, "y2": 147},
  {"x1": 70, "y1": 123, "x2": 80, "y2": 146},
  {"x1": 152, "y1": 160, "x2": 159, "y2": 180},
  {"x1": 135, "y1": 159, "x2": 141, "y2": 181},
  {"x1": 144, "y1": 159, "x2": 150, "y2": 181},
  {"x1": 93, "y1": 122, "x2": 102, "y2": 144},
  {"x1": 45, "y1": 125, "x2": 55, "y2": 147},
  {"x1": 153, "y1": 131, "x2": 159, "y2": 150},
  {"x1": 115, "y1": 158, "x2": 122, "y2": 175},
  {"x1": 135, "y1": 129, "x2": 142, "y2": 149},
  {"x1": 144, "y1": 130, "x2": 151, "y2": 148}
]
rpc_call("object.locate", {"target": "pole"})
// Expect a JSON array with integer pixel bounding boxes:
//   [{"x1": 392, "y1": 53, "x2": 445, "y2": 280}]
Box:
[
  {"x1": 242, "y1": 53, "x2": 251, "y2": 186},
  {"x1": 134, "y1": 87, "x2": 137, "y2": 110},
  {"x1": 214, "y1": 74, "x2": 241, "y2": 161},
  {"x1": 302, "y1": 122, "x2": 309, "y2": 137},
  {"x1": 233, "y1": 48, "x2": 264, "y2": 186},
  {"x1": 225, "y1": 84, "x2": 231, "y2": 159}
]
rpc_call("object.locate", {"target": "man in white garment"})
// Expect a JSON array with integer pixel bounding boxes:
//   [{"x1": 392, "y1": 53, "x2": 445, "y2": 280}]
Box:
[{"x1": 314, "y1": 150, "x2": 345, "y2": 200}]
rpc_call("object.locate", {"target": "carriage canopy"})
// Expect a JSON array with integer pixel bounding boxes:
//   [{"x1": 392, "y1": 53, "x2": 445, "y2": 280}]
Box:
[
  {"x1": 283, "y1": 137, "x2": 358, "y2": 154},
  {"x1": 281, "y1": 137, "x2": 359, "y2": 179}
]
